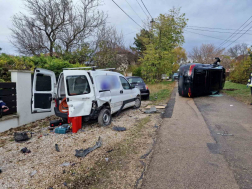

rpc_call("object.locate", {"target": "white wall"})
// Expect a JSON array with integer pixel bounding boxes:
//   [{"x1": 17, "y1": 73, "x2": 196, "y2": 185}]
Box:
[
  {"x1": 0, "y1": 117, "x2": 19, "y2": 132},
  {"x1": 0, "y1": 70, "x2": 54, "y2": 132}
]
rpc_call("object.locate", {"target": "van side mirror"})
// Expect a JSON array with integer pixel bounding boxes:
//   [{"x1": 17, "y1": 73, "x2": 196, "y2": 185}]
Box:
[{"x1": 130, "y1": 84, "x2": 135, "y2": 89}]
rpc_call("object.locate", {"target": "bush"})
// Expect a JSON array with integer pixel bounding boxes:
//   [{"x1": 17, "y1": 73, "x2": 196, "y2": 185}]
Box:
[
  {"x1": 229, "y1": 57, "x2": 252, "y2": 84},
  {"x1": 0, "y1": 54, "x2": 85, "y2": 82}
]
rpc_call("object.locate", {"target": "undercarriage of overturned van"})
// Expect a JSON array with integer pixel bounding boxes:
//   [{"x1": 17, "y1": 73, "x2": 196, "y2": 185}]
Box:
[{"x1": 178, "y1": 59, "x2": 225, "y2": 97}]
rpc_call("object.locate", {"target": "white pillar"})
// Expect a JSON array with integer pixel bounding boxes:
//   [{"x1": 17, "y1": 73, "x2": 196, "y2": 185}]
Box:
[{"x1": 9, "y1": 70, "x2": 54, "y2": 126}]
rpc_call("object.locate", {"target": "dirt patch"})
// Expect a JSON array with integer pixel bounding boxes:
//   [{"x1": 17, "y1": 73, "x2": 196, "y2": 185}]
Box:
[
  {"x1": 222, "y1": 88, "x2": 239, "y2": 91},
  {"x1": 0, "y1": 100, "x2": 162, "y2": 189}
]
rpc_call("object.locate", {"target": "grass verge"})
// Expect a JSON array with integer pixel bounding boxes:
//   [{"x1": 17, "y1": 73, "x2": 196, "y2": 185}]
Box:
[
  {"x1": 147, "y1": 81, "x2": 175, "y2": 104},
  {"x1": 69, "y1": 116, "x2": 151, "y2": 189},
  {"x1": 223, "y1": 81, "x2": 251, "y2": 104}
]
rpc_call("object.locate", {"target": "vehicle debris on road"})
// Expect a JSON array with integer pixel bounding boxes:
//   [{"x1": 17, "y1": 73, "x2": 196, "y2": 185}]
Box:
[
  {"x1": 55, "y1": 144, "x2": 60, "y2": 152},
  {"x1": 144, "y1": 106, "x2": 157, "y2": 114},
  {"x1": 20, "y1": 147, "x2": 31, "y2": 154},
  {"x1": 75, "y1": 137, "x2": 102, "y2": 158},
  {"x1": 112, "y1": 126, "x2": 126, "y2": 131},
  {"x1": 30, "y1": 170, "x2": 37, "y2": 177},
  {"x1": 14, "y1": 132, "x2": 32, "y2": 142}
]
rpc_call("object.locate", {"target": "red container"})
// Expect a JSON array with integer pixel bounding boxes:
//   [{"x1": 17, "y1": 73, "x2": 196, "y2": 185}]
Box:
[{"x1": 71, "y1": 116, "x2": 82, "y2": 133}]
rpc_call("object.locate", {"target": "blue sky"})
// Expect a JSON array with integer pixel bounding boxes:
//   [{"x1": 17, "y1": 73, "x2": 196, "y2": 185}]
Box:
[{"x1": 0, "y1": 0, "x2": 252, "y2": 55}]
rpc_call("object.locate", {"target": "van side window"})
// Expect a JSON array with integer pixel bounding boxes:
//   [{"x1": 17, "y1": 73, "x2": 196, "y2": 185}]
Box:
[
  {"x1": 119, "y1": 76, "x2": 131, "y2": 90},
  {"x1": 66, "y1": 75, "x2": 90, "y2": 96},
  {"x1": 36, "y1": 74, "x2": 51, "y2": 91}
]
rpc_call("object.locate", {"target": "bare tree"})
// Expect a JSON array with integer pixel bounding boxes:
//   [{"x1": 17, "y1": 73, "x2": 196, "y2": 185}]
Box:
[
  {"x1": 189, "y1": 44, "x2": 225, "y2": 64},
  {"x1": 11, "y1": 0, "x2": 106, "y2": 56},
  {"x1": 227, "y1": 43, "x2": 248, "y2": 58}
]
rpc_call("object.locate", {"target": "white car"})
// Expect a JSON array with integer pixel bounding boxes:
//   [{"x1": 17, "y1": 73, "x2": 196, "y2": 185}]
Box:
[{"x1": 31, "y1": 67, "x2": 141, "y2": 126}]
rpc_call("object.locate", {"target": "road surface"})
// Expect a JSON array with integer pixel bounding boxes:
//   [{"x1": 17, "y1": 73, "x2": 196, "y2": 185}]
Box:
[{"x1": 142, "y1": 87, "x2": 252, "y2": 189}]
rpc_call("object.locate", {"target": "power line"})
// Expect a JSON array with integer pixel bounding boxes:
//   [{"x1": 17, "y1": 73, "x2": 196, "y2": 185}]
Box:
[
  {"x1": 217, "y1": 16, "x2": 252, "y2": 49},
  {"x1": 186, "y1": 27, "x2": 252, "y2": 35},
  {"x1": 223, "y1": 24, "x2": 252, "y2": 49},
  {"x1": 135, "y1": 0, "x2": 149, "y2": 19},
  {"x1": 112, "y1": 0, "x2": 144, "y2": 29},
  {"x1": 184, "y1": 30, "x2": 236, "y2": 43},
  {"x1": 140, "y1": 0, "x2": 153, "y2": 19},
  {"x1": 187, "y1": 25, "x2": 252, "y2": 31},
  {"x1": 124, "y1": 0, "x2": 145, "y2": 24}
]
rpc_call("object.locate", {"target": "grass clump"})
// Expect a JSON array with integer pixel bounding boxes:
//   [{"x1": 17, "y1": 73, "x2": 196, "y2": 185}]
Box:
[{"x1": 223, "y1": 81, "x2": 251, "y2": 104}]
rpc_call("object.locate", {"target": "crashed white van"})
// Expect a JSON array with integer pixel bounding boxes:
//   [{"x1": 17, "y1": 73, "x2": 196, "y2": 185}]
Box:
[{"x1": 32, "y1": 67, "x2": 141, "y2": 126}]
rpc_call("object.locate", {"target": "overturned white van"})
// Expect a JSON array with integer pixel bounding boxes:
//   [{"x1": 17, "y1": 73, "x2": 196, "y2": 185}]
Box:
[{"x1": 32, "y1": 67, "x2": 141, "y2": 126}]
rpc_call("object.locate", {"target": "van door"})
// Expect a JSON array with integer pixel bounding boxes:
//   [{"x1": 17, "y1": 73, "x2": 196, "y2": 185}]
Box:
[
  {"x1": 119, "y1": 76, "x2": 135, "y2": 108},
  {"x1": 32, "y1": 68, "x2": 56, "y2": 113},
  {"x1": 63, "y1": 70, "x2": 95, "y2": 117}
]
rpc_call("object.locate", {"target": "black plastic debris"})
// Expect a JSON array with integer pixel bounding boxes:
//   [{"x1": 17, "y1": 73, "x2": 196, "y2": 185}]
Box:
[
  {"x1": 0, "y1": 169, "x2": 2, "y2": 174},
  {"x1": 112, "y1": 126, "x2": 126, "y2": 132},
  {"x1": 14, "y1": 132, "x2": 32, "y2": 142},
  {"x1": 75, "y1": 137, "x2": 102, "y2": 158},
  {"x1": 63, "y1": 182, "x2": 67, "y2": 186},
  {"x1": 55, "y1": 144, "x2": 60, "y2": 152},
  {"x1": 21, "y1": 147, "x2": 31, "y2": 154}
]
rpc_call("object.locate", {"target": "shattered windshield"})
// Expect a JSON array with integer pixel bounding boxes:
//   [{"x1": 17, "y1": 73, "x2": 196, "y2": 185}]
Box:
[{"x1": 66, "y1": 75, "x2": 90, "y2": 96}]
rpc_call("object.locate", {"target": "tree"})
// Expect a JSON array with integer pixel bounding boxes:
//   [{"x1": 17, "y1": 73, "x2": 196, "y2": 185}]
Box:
[
  {"x1": 189, "y1": 44, "x2": 225, "y2": 64},
  {"x1": 173, "y1": 47, "x2": 187, "y2": 64},
  {"x1": 131, "y1": 29, "x2": 152, "y2": 55},
  {"x1": 227, "y1": 43, "x2": 248, "y2": 58},
  {"x1": 92, "y1": 25, "x2": 126, "y2": 69},
  {"x1": 140, "y1": 8, "x2": 187, "y2": 82},
  {"x1": 11, "y1": 0, "x2": 106, "y2": 56}
]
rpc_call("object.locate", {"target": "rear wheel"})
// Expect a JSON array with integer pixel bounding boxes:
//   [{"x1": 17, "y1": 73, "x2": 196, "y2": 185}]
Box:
[{"x1": 98, "y1": 108, "x2": 111, "y2": 126}]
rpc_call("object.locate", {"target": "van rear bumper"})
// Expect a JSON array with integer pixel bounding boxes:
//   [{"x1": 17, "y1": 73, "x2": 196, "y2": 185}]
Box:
[{"x1": 54, "y1": 107, "x2": 68, "y2": 119}]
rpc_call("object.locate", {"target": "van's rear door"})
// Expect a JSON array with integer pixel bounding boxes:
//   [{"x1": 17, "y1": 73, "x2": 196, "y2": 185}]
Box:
[
  {"x1": 32, "y1": 68, "x2": 56, "y2": 113},
  {"x1": 63, "y1": 70, "x2": 95, "y2": 117}
]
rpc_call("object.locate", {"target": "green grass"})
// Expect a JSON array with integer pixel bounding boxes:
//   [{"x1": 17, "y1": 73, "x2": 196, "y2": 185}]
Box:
[
  {"x1": 223, "y1": 81, "x2": 251, "y2": 104},
  {"x1": 147, "y1": 81, "x2": 175, "y2": 104}
]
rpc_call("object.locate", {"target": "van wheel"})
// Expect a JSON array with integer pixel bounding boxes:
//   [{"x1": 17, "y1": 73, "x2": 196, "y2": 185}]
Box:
[
  {"x1": 98, "y1": 108, "x2": 111, "y2": 126},
  {"x1": 134, "y1": 97, "x2": 141, "y2": 109}
]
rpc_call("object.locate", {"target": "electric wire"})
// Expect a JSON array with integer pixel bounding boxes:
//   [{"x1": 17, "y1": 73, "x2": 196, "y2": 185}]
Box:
[
  {"x1": 140, "y1": 0, "x2": 153, "y2": 19},
  {"x1": 135, "y1": 0, "x2": 149, "y2": 19},
  {"x1": 217, "y1": 16, "x2": 252, "y2": 49},
  {"x1": 187, "y1": 25, "x2": 252, "y2": 31},
  {"x1": 112, "y1": 0, "x2": 144, "y2": 29},
  {"x1": 124, "y1": 0, "x2": 145, "y2": 24},
  {"x1": 184, "y1": 29, "x2": 236, "y2": 43},
  {"x1": 186, "y1": 27, "x2": 252, "y2": 35}
]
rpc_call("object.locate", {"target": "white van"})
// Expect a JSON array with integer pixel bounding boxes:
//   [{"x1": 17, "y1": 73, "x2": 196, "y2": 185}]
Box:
[{"x1": 31, "y1": 67, "x2": 141, "y2": 126}]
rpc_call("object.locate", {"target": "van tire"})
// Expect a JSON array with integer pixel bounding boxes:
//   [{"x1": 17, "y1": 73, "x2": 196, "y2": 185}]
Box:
[
  {"x1": 134, "y1": 96, "x2": 141, "y2": 109},
  {"x1": 98, "y1": 108, "x2": 111, "y2": 126}
]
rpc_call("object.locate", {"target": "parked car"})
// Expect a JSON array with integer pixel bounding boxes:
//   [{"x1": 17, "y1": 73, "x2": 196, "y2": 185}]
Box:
[
  {"x1": 161, "y1": 74, "x2": 169, "y2": 80},
  {"x1": 126, "y1": 76, "x2": 150, "y2": 100},
  {"x1": 178, "y1": 58, "x2": 225, "y2": 97},
  {"x1": 173, "y1": 73, "x2": 178, "y2": 80},
  {"x1": 31, "y1": 68, "x2": 141, "y2": 126}
]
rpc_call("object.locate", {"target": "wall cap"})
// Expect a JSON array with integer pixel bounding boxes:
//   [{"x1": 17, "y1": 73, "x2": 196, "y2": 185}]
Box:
[{"x1": 9, "y1": 70, "x2": 32, "y2": 73}]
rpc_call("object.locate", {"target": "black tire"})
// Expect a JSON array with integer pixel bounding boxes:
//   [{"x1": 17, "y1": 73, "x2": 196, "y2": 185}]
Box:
[
  {"x1": 98, "y1": 108, "x2": 111, "y2": 126},
  {"x1": 134, "y1": 96, "x2": 141, "y2": 109}
]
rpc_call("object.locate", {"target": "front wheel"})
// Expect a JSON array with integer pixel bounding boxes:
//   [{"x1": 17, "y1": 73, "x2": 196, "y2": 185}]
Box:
[
  {"x1": 98, "y1": 108, "x2": 111, "y2": 126},
  {"x1": 134, "y1": 96, "x2": 141, "y2": 109}
]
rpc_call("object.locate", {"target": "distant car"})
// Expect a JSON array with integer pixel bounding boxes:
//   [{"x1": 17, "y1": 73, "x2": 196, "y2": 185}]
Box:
[
  {"x1": 178, "y1": 58, "x2": 225, "y2": 97},
  {"x1": 161, "y1": 74, "x2": 169, "y2": 80},
  {"x1": 173, "y1": 73, "x2": 178, "y2": 80},
  {"x1": 126, "y1": 76, "x2": 150, "y2": 100}
]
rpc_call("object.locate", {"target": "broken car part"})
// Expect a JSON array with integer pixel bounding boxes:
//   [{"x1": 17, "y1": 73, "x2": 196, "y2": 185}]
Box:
[{"x1": 75, "y1": 137, "x2": 102, "y2": 158}]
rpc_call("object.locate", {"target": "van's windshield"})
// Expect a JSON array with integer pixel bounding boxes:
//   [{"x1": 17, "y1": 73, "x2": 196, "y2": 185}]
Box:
[{"x1": 66, "y1": 75, "x2": 90, "y2": 96}]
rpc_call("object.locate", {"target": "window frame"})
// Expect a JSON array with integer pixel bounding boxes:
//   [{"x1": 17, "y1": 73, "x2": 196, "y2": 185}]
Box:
[
  {"x1": 119, "y1": 76, "x2": 131, "y2": 90},
  {"x1": 66, "y1": 75, "x2": 91, "y2": 96}
]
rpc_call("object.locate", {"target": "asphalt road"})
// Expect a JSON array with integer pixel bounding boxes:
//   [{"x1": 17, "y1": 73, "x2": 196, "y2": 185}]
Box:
[{"x1": 142, "y1": 87, "x2": 252, "y2": 189}]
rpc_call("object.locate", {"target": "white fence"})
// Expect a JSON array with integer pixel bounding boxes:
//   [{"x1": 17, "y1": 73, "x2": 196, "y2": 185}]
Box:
[{"x1": 0, "y1": 70, "x2": 54, "y2": 132}]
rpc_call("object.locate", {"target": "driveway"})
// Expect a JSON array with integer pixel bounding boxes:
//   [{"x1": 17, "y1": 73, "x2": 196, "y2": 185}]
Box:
[{"x1": 142, "y1": 87, "x2": 252, "y2": 189}]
